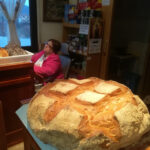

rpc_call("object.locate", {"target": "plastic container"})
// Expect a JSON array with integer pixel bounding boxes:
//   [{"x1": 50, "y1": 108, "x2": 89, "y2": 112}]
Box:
[{"x1": 0, "y1": 51, "x2": 33, "y2": 65}]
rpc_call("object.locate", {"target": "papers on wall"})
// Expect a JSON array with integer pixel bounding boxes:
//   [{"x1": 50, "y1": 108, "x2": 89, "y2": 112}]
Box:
[
  {"x1": 89, "y1": 39, "x2": 102, "y2": 54},
  {"x1": 102, "y1": 0, "x2": 110, "y2": 6},
  {"x1": 79, "y1": 24, "x2": 89, "y2": 35}
]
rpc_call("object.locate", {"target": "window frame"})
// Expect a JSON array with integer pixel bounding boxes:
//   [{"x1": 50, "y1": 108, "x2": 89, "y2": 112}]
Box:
[{"x1": 20, "y1": 0, "x2": 38, "y2": 52}]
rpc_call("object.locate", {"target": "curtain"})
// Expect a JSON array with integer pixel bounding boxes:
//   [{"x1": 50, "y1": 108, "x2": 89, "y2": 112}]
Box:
[{"x1": 0, "y1": 0, "x2": 26, "y2": 46}]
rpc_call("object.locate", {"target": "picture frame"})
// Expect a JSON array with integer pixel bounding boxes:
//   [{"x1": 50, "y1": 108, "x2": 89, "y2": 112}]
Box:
[{"x1": 43, "y1": 0, "x2": 68, "y2": 22}]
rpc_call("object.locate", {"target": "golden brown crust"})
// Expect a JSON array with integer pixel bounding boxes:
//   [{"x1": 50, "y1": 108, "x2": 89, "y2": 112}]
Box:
[{"x1": 0, "y1": 48, "x2": 9, "y2": 57}]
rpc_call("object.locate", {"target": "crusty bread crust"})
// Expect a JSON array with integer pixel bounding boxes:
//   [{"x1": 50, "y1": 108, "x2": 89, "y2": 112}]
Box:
[
  {"x1": 27, "y1": 77, "x2": 150, "y2": 150},
  {"x1": 0, "y1": 48, "x2": 9, "y2": 57}
]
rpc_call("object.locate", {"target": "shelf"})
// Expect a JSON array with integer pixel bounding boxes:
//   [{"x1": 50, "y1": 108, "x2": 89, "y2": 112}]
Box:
[
  {"x1": 68, "y1": 49, "x2": 87, "y2": 56},
  {"x1": 63, "y1": 18, "x2": 102, "y2": 78},
  {"x1": 63, "y1": 22, "x2": 80, "y2": 29}
]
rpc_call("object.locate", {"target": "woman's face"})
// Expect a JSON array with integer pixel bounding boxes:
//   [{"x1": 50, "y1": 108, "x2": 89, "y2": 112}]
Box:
[{"x1": 44, "y1": 41, "x2": 53, "y2": 55}]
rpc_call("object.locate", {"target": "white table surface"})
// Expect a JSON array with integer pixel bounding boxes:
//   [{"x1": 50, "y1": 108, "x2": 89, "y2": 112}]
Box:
[{"x1": 16, "y1": 104, "x2": 57, "y2": 150}]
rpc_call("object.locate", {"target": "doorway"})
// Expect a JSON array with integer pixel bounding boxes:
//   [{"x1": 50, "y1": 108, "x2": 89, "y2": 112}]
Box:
[{"x1": 108, "y1": 0, "x2": 150, "y2": 98}]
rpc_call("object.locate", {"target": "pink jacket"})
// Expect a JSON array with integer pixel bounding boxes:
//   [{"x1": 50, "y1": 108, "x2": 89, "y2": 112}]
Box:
[{"x1": 31, "y1": 50, "x2": 64, "y2": 81}]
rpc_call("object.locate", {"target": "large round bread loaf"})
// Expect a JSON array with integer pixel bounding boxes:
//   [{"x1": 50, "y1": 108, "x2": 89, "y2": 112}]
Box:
[{"x1": 27, "y1": 77, "x2": 150, "y2": 150}]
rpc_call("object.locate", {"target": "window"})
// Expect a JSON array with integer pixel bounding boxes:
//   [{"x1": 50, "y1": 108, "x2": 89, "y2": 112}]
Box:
[
  {"x1": 16, "y1": 0, "x2": 31, "y2": 46},
  {"x1": 0, "y1": 12, "x2": 7, "y2": 47},
  {"x1": 0, "y1": 0, "x2": 37, "y2": 51}
]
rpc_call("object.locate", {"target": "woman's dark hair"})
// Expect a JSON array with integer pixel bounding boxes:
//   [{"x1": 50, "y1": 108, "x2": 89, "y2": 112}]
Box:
[{"x1": 48, "y1": 39, "x2": 61, "y2": 54}]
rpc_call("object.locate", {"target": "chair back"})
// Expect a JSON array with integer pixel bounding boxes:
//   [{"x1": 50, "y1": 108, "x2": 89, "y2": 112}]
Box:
[
  {"x1": 60, "y1": 43, "x2": 69, "y2": 55},
  {"x1": 59, "y1": 55, "x2": 71, "y2": 79},
  {"x1": 0, "y1": 101, "x2": 7, "y2": 150}
]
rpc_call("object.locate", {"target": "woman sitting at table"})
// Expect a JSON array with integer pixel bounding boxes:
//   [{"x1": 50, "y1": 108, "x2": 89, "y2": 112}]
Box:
[{"x1": 31, "y1": 39, "x2": 64, "y2": 83}]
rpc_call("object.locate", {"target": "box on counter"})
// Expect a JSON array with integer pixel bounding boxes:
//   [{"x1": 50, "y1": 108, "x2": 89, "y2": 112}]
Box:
[{"x1": 0, "y1": 51, "x2": 33, "y2": 65}]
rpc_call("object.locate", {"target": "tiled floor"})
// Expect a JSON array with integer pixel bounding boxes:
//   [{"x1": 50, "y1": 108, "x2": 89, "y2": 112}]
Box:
[{"x1": 8, "y1": 142, "x2": 24, "y2": 150}]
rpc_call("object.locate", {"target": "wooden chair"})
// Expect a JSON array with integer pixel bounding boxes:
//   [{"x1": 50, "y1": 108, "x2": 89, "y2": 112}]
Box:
[
  {"x1": 34, "y1": 73, "x2": 45, "y2": 93},
  {"x1": 34, "y1": 72, "x2": 45, "y2": 85},
  {"x1": 0, "y1": 101, "x2": 7, "y2": 150}
]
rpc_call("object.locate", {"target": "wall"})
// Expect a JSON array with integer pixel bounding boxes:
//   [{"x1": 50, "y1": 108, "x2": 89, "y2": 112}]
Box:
[
  {"x1": 111, "y1": 20, "x2": 150, "y2": 48},
  {"x1": 110, "y1": 0, "x2": 150, "y2": 75},
  {"x1": 36, "y1": 0, "x2": 78, "y2": 48},
  {"x1": 36, "y1": 0, "x2": 63, "y2": 48},
  {"x1": 111, "y1": 0, "x2": 150, "y2": 48}
]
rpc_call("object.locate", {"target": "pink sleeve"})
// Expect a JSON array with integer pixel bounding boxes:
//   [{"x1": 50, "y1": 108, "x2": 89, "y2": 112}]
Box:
[
  {"x1": 34, "y1": 57, "x2": 61, "y2": 77},
  {"x1": 31, "y1": 50, "x2": 44, "y2": 63}
]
